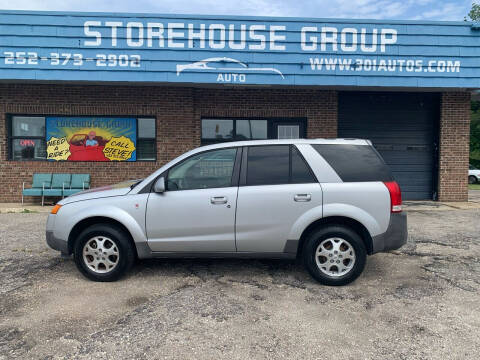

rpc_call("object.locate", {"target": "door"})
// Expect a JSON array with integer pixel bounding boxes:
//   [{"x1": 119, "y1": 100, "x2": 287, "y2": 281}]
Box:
[
  {"x1": 146, "y1": 147, "x2": 239, "y2": 252},
  {"x1": 235, "y1": 145, "x2": 323, "y2": 253},
  {"x1": 338, "y1": 92, "x2": 439, "y2": 200}
]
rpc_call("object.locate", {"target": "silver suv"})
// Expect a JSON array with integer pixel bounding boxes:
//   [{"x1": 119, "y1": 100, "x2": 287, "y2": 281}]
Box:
[{"x1": 46, "y1": 139, "x2": 407, "y2": 285}]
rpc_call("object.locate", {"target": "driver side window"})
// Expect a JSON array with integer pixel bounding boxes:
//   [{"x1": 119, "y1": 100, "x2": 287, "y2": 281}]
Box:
[{"x1": 167, "y1": 148, "x2": 237, "y2": 191}]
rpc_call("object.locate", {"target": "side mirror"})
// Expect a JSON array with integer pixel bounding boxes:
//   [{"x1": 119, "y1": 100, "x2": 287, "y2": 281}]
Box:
[{"x1": 153, "y1": 177, "x2": 166, "y2": 193}]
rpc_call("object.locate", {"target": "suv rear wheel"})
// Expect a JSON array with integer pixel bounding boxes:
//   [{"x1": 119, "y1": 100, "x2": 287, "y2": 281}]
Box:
[
  {"x1": 73, "y1": 224, "x2": 135, "y2": 282},
  {"x1": 303, "y1": 225, "x2": 366, "y2": 286}
]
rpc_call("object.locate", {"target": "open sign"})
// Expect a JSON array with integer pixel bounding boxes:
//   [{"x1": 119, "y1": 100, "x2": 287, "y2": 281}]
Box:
[{"x1": 19, "y1": 139, "x2": 35, "y2": 147}]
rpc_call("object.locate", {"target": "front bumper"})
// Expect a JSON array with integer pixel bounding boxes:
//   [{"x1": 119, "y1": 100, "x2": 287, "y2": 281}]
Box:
[
  {"x1": 372, "y1": 212, "x2": 408, "y2": 254},
  {"x1": 46, "y1": 230, "x2": 69, "y2": 254}
]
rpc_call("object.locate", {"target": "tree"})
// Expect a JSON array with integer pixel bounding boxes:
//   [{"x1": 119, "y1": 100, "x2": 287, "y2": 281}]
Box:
[
  {"x1": 466, "y1": 3, "x2": 480, "y2": 167},
  {"x1": 471, "y1": 102, "x2": 480, "y2": 168},
  {"x1": 466, "y1": 2, "x2": 480, "y2": 21}
]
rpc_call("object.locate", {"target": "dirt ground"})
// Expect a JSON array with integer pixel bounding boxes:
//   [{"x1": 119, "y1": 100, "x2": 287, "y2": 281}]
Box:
[{"x1": 1, "y1": 207, "x2": 479, "y2": 359}]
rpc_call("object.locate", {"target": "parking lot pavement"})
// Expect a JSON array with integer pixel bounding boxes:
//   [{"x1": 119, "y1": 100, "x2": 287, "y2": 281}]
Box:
[
  {"x1": 1, "y1": 209, "x2": 479, "y2": 360},
  {"x1": 469, "y1": 189, "x2": 480, "y2": 203}
]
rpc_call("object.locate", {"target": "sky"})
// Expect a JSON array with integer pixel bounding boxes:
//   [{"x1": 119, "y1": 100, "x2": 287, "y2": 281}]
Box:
[{"x1": 0, "y1": 0, "x2": 474, "y2": 21}]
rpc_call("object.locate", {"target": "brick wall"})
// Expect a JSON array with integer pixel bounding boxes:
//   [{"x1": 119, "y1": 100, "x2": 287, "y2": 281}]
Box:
[
  {"x1": 438, "y1": 92, "x2": 471, "y2": 202},
  {"x1": 194, "y1": 88, "x2": 337, "y2": 138},
  {"x1": 0, "y1": 84, "x2": 337, "y2": 203}
]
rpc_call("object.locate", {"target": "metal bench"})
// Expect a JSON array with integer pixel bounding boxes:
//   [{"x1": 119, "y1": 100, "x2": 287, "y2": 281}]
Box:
[
  {"x1": 22, "y1": 173, "x2": 52, "y2": 206},
  {"x1": 63, "y1": 174, "x2": 90, "y2": 197},
  {"x1": 22, "y1": 173, "x2": 90, "y2": 206}
]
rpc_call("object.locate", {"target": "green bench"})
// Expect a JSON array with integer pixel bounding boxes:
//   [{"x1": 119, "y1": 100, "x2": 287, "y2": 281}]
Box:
[
  {"x1": 22, "y1": 173, "x2": 90, "y2": 206},
  {"x1": 63, "y1": 174, "x2": 90, "y2": 197},
  {"x1": 22, "y1": 173, "x2": 51, "y2": 206}
]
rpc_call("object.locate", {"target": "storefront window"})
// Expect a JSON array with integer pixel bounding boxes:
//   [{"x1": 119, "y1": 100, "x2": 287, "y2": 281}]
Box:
[
  {"x1": 236, "y1": 120, "x2": 268, "y2": 140},
  {"x1": 12, "y1": 116, "x2": 45, "y2": 137},
  {"x1": 9, "y1": 116, "x2": 46, "y2": 160},
  {"x1": 137, "y1": 118, "x2": 156, "y2": 161},
  {"x1": 12, "y1": 138, "x2": 47, "y2": 160},
  {"x1": 201, "y1": 119, "x2": 268, "y2": 144},
  {"x1": 202, "y1": 119, "x2": 234, "y2": 141}
]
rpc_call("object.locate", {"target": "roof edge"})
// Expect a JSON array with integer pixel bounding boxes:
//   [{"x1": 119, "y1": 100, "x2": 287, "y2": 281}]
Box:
[{"x1": 0, "y1": 9, "x2": 473, "y2": 26}]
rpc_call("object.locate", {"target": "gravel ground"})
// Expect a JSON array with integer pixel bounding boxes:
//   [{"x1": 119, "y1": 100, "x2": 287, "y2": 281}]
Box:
[{"x1": 0, "y1": 209, "x2": 479, "y2": 359}]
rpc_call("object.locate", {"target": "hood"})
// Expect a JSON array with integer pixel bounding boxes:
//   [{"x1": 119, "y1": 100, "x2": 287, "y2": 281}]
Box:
[{"x1": 58, "y1": 179, "x2": 139, "y2": 205}]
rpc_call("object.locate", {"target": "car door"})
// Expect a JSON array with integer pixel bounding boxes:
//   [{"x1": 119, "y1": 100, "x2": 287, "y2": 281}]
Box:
[
  {"x1": 146, "y1": 147, "x2": 240, "y2": 252},
  {"x1": 235, "y1": 144, "x2": 323, "y2": 253}
]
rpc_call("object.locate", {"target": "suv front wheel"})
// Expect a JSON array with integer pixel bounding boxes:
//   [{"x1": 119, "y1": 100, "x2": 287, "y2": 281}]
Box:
[
  {"x1": 73, "y1": 224, "x2": 136, "y2": 282},
  {"x1": 303, "y1": 225, "x2": 367, "y2": 286}
]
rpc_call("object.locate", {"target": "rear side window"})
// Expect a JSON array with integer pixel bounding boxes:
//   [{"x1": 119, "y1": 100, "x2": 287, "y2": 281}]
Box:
[
  {"x1": 312, "y1": 144, "x2": 393, "y2": 182},
  {"x1": 246, "y1": 145, "x2": 316, "y2": 186},
  {"x1": 247, "y1": 145, "x2": 290, "y2": 185},
  {"x1": 291, "y1": 146, "x2": 316, "y2": 184}
]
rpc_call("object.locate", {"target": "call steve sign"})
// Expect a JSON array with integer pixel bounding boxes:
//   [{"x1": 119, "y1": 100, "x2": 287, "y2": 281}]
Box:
[{"x1": 0, "y1": 10, "x2": 479, "y2": 88}]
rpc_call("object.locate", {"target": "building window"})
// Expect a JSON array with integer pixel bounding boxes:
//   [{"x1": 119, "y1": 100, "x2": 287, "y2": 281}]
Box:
[
  {"x1": 9, "y1": 116, "x2": 46, "y2": 160},
  {"x1": 8, "y1": 115, "x2": 156, "y2": 161},
  {"x1": 277, "y1": 125, "x2": 300, "y2": 139},
  {"x1": 137, "y1": 118, "x2": 156, "y2": 161},
  {"x1": 201, "y1": 119, "x2": 268, "y2": 144},
  {"x1": 236, "y1": 120, "x2": 268, "y2": 140}
]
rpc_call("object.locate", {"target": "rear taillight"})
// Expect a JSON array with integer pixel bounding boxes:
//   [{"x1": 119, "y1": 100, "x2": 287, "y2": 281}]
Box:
[{"x1": 383, "y1": 181, "x2": 402, "y2": 213}]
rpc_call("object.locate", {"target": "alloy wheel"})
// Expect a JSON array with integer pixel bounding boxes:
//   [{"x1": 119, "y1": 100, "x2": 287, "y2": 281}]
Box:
[
  {"x1": 315, "y1": 237, "x2": 356, "y2": 277},
  {"x1": 82, "y1": 236, "x2": 120, "y2": 274}
]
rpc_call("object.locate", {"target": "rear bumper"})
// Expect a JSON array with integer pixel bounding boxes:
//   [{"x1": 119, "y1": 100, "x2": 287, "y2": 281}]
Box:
[
  {"x1": 46, "y1": 230, "x2": 69, "y2": 254},
  {"x1": 372, "y1": 212, "x2": 408, "y2": 254}
]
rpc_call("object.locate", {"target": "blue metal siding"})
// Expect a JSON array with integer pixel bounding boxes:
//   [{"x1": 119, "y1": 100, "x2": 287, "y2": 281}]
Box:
[{"x1": 0, "y1": 10, "x2": 479, "y2": 88}]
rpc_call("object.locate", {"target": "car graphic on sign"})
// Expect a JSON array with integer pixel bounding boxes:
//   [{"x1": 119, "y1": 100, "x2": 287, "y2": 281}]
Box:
[
  {"x1": 176, "y1": 57, "x2": 285, "y2": 79},
  {"x1": 68, "y1": 133, "x2": 109, "y2": 161}
]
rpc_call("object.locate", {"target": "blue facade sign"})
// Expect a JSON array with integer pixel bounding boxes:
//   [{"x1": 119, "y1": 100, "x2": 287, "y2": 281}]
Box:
[{"x1": 0, "y1": 10, "x2": 479, "y2": 88}]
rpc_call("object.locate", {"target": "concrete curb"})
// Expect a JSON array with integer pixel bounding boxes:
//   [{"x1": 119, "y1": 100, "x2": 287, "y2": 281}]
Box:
[
  {"x1": 404, "y1": 201, "x2": 480, "y2": 211},
  {"x1": 0, "y1": 204, "x2": 53, "y2": 214}
]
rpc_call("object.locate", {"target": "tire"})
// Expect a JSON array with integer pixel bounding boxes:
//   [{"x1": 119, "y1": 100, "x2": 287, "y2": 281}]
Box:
[
  {"x1": 469, "y1": 175, "x2": 477, "y2": 184},
  {"x1": 73, "y1": 224, "x2": 135, "y2": 282},
  {"x1": 302, "y1": 225, "x2": 367, "y2": 286}
]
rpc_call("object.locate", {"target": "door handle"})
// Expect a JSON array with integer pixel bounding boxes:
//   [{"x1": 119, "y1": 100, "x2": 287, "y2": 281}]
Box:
[
  {"x1": 294, "y1": 194, "x2": 311, "y2": 202},
  {"x1": 210, "y1": 196, "x2": 228, "y2": 204}
]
